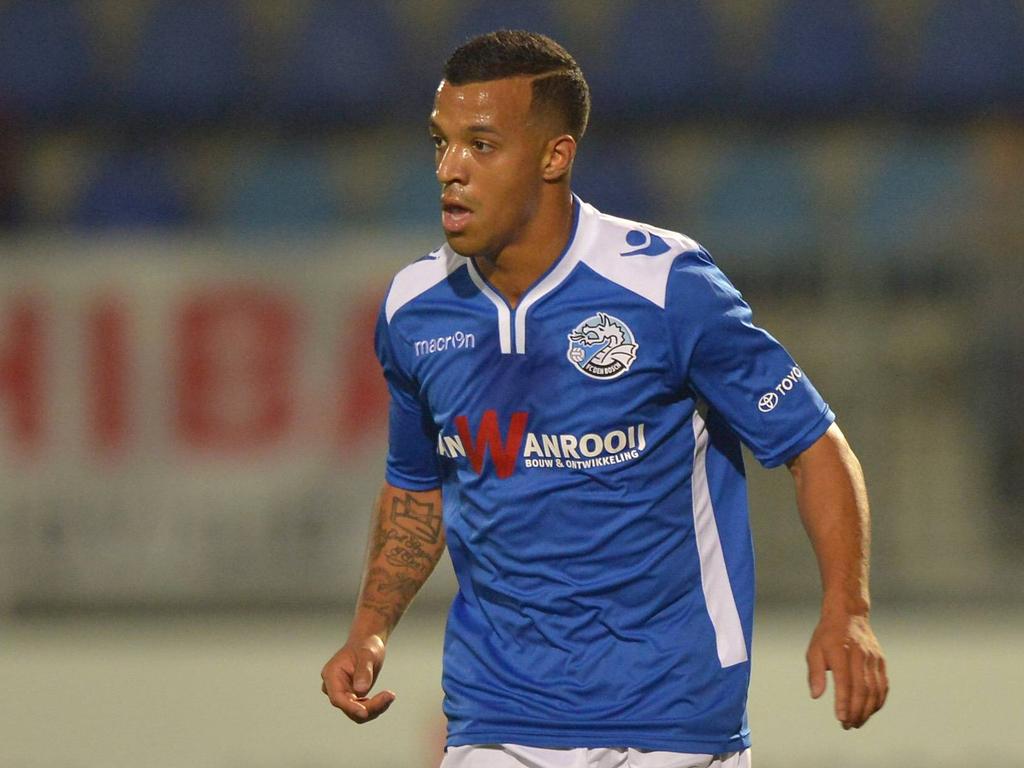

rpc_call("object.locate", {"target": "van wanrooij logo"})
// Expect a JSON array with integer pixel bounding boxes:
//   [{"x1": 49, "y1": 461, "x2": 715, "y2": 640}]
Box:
[{"x1": 567, "y1": 312, "x2": 638, "y2": 380}]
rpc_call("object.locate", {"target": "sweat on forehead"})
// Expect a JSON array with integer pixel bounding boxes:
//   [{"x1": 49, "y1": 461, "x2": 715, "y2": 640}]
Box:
[{"x1": 435, "y1": 76, "x2": 540, "y2": 113}]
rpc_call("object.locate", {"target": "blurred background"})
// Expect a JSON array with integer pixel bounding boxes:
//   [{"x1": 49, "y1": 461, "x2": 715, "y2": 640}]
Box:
[{"x1": 0, "y1": 0, "x2": 1022, "y2": 766}]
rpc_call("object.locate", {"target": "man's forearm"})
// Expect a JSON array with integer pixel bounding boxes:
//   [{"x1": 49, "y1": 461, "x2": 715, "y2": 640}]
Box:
[
  {"x1": 787, "y1": 422, "x2": 871, "y2": 615},
  {"x1": 350, "y1": 483, "x2": 446, "y2": 643},
  {"x1": 788, "y1": 422, "x2": 888, "y2": 728}
]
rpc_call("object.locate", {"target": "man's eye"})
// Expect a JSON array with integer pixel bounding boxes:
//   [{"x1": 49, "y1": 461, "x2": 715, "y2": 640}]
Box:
[
  {"x1": 431, "y1": 136, "x2": 445, "y2": 149},
  {"x1": 472, "y1": 140, "x2": 492, "y2": 152}
]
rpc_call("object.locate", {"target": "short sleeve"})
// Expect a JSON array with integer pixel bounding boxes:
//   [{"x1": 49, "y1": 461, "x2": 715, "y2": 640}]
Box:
[
  {"x1": 666, "y1": 248, "x2": 835, "y2": 467},
  {"x1": 375, "y1": 303, "x2": 442, "y2": 489}
]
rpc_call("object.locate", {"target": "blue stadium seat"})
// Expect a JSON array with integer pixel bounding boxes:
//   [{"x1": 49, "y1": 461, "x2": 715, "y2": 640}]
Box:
[
  {"x1": 852, "y1": 138, "x2": 973, "y2": 258},
  {"x1": 219, "y1": 145, "x2": 341, "y2": 232},
  {"x1": 0, "y1": 0, "x2": 94, "y2": 119},
  {"x1": 586, "y1": 1, "x2": 720, "y2": 117},
  {"x1": 123, "y1": 1, "x2": 248, "y2": 120},
  {"x1": 444, "y1": 0, "x2": 569, "y2": 51},
  {"x1": 695, "y1": 142, "x2": 818, "y2": 267},
  {"x1": 269, "y1": 2, "x2": 414, "y2": 122},
  {"x1": 746, "y1": 0, "x2": 880, "y2": 114},
  {"x1": 572, "y1": 137, "x2": 656, "y2": 223},
  {"x1": 906, "y1": 0, "x2": 1024, "y2": 111},
  {"x1": 386, "y1": 149, "x2": 442, "y2": 227},
  {"x1": 72, "y1": 149, "x2": 190, "y2": 229}
]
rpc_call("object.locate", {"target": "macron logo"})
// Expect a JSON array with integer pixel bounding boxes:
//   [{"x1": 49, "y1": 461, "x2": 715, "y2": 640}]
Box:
[{"x1": 414, "y1": 330, "x2": 475, "y2": 357}]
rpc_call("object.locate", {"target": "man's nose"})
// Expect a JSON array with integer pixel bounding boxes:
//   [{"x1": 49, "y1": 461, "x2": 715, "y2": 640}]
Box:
[{"x1": 436, "y1": 143, "x2": 468, "y2": 185}]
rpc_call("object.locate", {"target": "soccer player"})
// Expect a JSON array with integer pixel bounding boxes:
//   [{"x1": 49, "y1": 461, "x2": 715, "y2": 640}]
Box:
[{"x1": 321, "y1": 30, "x2": 888, "y2": 767}]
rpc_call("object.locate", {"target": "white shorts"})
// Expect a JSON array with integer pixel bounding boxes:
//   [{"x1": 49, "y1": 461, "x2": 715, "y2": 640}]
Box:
[{"x1": 440, "y1": 744, "x2": 751, "y2": 768}]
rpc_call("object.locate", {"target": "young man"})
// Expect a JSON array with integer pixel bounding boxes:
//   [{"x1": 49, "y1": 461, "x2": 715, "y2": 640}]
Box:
[{"x1": 321, "y1": 30, "x2": 888, "y2": 767}]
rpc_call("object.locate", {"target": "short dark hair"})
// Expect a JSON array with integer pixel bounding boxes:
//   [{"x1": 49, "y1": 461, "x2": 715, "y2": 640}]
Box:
[{"x1": 443, "y1": 30, "x2": 590, "y2": 141}]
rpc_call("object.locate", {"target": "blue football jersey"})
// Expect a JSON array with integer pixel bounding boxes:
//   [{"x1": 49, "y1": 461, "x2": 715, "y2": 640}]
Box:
[{"x1": 376, "y1": 196, "x2": 834, "y2": 753}]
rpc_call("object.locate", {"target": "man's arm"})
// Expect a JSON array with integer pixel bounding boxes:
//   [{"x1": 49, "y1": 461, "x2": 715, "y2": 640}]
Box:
[
  {"x1": 787, "y1": 422, "x2": 889, "y2": 729},
  {"x1": 321, "y1": 482, "x2": 445, "y2": 723}
]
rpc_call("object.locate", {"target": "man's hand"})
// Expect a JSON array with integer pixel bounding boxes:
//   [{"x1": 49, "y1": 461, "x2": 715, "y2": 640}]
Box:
[
  {"x1": 806, "y1": 612, "x2": 888, "y2": 729},
  {"x1": 321, "y1": 634, "x2": 396, "y2": 723},
  {"x1": 320, "y1": 484, "x2": 444, "y2": 724}
]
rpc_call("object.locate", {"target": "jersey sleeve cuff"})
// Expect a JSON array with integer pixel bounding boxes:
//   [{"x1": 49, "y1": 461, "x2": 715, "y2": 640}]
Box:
[
  {"x1": 385, "y1": 466, "x2": 442, "y2": 491},
  {"x1": 757, "y1": 405, "x2": 836, "y2": 469}
]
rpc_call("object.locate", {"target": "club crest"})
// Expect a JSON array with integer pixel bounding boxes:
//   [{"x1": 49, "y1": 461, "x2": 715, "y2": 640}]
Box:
[{"x1": 567, "y1": 312, "x2": 638, "y2": 380}]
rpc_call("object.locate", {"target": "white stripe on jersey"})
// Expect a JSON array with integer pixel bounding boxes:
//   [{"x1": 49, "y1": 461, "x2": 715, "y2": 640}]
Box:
[{"x1": 691, "y1": 408, "x2": 748, "y2": 668}]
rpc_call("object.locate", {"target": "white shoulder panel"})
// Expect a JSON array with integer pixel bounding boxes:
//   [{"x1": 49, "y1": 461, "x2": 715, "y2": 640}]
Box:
[
  {"x1": 385, "y1": 245, "x2": 465, "y2": 322},
  {"x1": 579, "y1": 208, "x2": 701, "y2": 309}
]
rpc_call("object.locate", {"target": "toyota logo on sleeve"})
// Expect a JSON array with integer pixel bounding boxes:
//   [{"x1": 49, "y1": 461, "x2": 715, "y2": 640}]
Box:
[{"x1": 758, "y1": 392, "x2": 779, "y2": 412}]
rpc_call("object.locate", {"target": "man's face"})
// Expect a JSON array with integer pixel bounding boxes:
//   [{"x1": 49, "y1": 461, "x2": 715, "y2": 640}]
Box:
[{"x1": 429, "y1": 76, "x2": 551, "y2": 258}]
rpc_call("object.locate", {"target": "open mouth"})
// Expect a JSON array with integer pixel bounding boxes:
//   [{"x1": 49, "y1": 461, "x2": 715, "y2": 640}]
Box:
[{"x1": 442, "y1": 202, "x2": 472, "y2": 233}]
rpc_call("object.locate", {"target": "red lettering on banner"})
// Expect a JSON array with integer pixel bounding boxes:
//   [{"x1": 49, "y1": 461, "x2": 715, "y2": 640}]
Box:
[
  {"x1": 89, "y1": 298, "x2": 129, "y2": 453},
  {"x1": 454, "y1": 410, "x2": 528, "y2": 479},
  {"x1": 0, "y1": 299, "x2": 43, "y2": 450},
  {"x1": 338, "y1": 291, "x2": 388, "y2": 453},
  {"x1": 176, "y1": 288, "x2": 296, "y2": 453}
]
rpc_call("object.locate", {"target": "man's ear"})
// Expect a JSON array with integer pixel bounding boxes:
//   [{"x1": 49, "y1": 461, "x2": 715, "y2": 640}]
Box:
[{"x1": 541, "y1": 134, "x2": 577, "y2": 182}]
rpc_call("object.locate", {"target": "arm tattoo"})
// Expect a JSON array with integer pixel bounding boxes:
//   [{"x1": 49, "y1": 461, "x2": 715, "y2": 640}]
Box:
[
  {"x1": 359, "y1": 491, "x2": 443, "y2": 628},
  {"x1": 390, "y1": 493, "x2": 442, "y2": 544},
  {"x1": 369, "y1": 514, "x2": 390, "y2": 560},
  {"x1": 360, "y1": 567, "x2": 421, "y2": 624}
]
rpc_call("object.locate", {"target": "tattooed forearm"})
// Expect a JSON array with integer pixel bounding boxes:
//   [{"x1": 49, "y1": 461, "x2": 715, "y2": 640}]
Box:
[
  {"x1": 354, "y1": 486, "x2": 446, "y2": 637},
  {"x1": 360, "y1": 567, "x2": 423, "y2": 624}
]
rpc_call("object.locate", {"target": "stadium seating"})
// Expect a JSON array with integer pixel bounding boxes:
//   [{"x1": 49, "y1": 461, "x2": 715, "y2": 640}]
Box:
[
  {"x1": 0, "y1": 0, "x2": 1021, "y2": 237},
  {"x1": 573, "y1": 137, "x2": 656, "y2": 223},
  {"x1": 121, "y1": 0, "x2": 249, "y2": 120},
  {"x1": 72, "y1": 148, "x2": 190, "y2": 228},
  {"x1": 218, "y1": 144, "x2": 341, "y2": 232},
  {"x1": 905, "y1": 0, "x2": 1024, "y2": 111},
  {"x1": 268, "y1": 2, "x2": 417, "y2": 122},
  {"x1": 0, "y1": 0, "x2": 94, "y2": 120},
  {"x1": 694, "y1": 141, "x2": 819, "y2": 270},
  {"x1": 744, "y1": 0, "x2": 881, "y2": 115},
  {"x1": 444, "y1": 0, "x2": 570, "y2": 52},
  {"x1": 585, "y1": 1, "x2": 721, "y2": 117},
  {"x1": 386, "y1": 149, "x2": 445, "y2": 227},
  {"x1": 851, "y1": 136, "x2": 973, "y2": 261}
]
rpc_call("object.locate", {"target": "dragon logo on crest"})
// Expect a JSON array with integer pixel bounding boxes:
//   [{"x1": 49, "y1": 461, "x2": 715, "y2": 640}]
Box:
[{"x1": 567, "y1": 312, "x2": 638, "y2": 380}]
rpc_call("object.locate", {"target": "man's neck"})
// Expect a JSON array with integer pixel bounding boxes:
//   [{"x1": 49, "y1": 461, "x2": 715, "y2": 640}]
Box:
[{"x1": 473, "y1": 191, "x2": 574, "y2": 309}]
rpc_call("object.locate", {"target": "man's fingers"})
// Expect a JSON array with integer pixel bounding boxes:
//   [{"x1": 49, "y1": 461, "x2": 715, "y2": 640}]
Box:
[
  {"x1": 340, "y1": 696, "x2": 372, "y2": 722},
  {"x1": 352, "y1": 651, "x2": 376, "y2": 697},
  {"x1": 807, "y1": 618, "x2": 888, "y2": 729},
  {"x1": 856, "y1": 653, "x2": 887, "y2": 727},
  {"x1": 321, "y1": 672, "x2": 364, "y2": 721},
  {"x1": 321, "y1": 661, "x2": 355, "y2": 698},
  {"x1": 806, "y1": 644, "x2": 827, "y2": 699},
  {"x1": 358, "y1": 689, "x2": 397, "y2": 722},
  {"x1": 856, "y1": 655, "x2": 881, "y2": 728},
  {"x1": 845, "y1": 645, "x2": 868, "y2": 729},
  {"x1": 322, "y1": 684, "x2": 395, "y2": 723},
  {"x1": 827, "y1": 646, "x2": 851, "y2": 727}
]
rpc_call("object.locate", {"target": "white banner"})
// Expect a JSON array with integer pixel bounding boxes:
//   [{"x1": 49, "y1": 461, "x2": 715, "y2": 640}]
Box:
[{"x1": 0, "y1": 232, "x2": 459, "y2": 608}]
